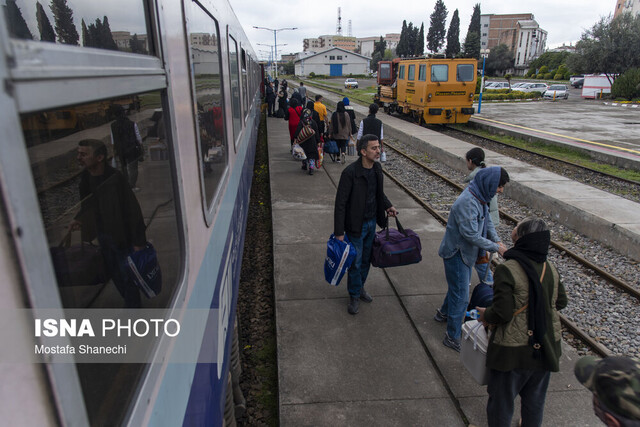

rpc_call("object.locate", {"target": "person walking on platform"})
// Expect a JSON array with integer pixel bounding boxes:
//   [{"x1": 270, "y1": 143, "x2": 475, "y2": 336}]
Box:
[
  {"x1": 313, "y1": 95, "x2": 328, "y2": 137},
  {"x1": 435, "y1": 166, "x2": 509, "y2": 351},
  {"x1": 266, "y1": 82, "x2": 276, "y2": 117},
  {"x1": 574, "y1": 355, "x2": 640, "y2": 426},
  {"x1": 329, "y1": 101, "x2": 352, "y2": 164},
  {"x1": 287, "y1": 98, "x2": 303, "y2": 146},
  {"x1": 281, "y1": 79, "x2": 288, "y2": 96},
  {"x1": 464, "y1": 147, "x2": 500, "y2": 286},
  {"x1": 273, "y1": 77, "x2": 279, "y2": 93},
  {"x1": 111, "y1": 105, "x2": 143, "y2": 191},
  {"x1": 477, "y1": 217, "x2": 567, "y2": 427},
  {"x1": 276, "y1": 90, "x2": 288, "y2": 118},
  {"x1": 298, "y1": 81, "x2": 307, "y2": 105},
  {"x1": 357, "y1": 103, "x2": 385, "y2": 161},
  {"x1": 293, "y1": 108, "x2": 320, "y2": 175},
  {"x1": 343, "y1": 97, "x2": 357, "y2": 135},
  {"x1": 334, "y1": 134, "x2": 398, "y2": 315}
]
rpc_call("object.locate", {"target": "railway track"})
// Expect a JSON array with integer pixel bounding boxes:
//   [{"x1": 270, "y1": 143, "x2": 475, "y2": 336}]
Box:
[{"x1": 382, "y1": 141, "x2": 637, "y2": 358}]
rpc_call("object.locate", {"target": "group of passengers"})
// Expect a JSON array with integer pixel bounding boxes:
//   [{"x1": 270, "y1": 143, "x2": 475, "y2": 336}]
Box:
[{"x1": 332, "y1": 137, "x2": 590, "y2": 427}]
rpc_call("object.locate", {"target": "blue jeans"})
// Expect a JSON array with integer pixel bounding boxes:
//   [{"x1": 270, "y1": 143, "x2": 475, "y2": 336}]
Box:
[
  {"x1": 346, "y1": 218, "x2": 377, "y2": 298},
  {"x1": 474, "y1": 262, "x2": 494, "y2": 285},
  {"x1": 487, "y1": 368, "x2": 551, "y2": 427},
  {"x1": 439, "y1": 251, "x2": 472, "y2": 341}
]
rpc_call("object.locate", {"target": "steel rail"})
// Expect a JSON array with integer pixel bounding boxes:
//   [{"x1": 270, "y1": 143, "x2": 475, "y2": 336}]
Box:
[
  {"x1": 445, "y1": 125, "x2": 640, "y2": 187},
  {"x1": 384, "y1": 141, "x2": 640, "y2": 302}
]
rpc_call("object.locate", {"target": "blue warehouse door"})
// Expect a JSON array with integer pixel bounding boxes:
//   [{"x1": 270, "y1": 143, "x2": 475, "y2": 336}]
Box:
[{"x1": 330, "y1": 64, "x2": 343, "y2": 76}]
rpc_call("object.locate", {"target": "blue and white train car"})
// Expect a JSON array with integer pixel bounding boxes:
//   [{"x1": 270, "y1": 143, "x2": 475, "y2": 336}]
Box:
[{"x1": 0, "y1": 0, "x2": 261, "y2": 424}]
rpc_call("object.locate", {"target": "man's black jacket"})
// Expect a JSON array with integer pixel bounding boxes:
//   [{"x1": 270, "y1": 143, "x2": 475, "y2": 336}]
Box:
[{"x1": 334, "y1": 157, "x2": 392, "y2": 237}]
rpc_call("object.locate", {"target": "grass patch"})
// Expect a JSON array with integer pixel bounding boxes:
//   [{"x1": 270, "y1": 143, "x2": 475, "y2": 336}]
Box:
[{"x1": 457, "y1": 125, "x2": 640, "y2": 182}]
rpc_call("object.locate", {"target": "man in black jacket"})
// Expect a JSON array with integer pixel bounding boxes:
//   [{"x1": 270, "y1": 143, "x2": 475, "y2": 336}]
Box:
[
  {"x1": 334, "y1": 134, "x2": 397, "y2": 314},
  {"x1": 357, "y1": 103, "x2": 385, "y2": 162}
]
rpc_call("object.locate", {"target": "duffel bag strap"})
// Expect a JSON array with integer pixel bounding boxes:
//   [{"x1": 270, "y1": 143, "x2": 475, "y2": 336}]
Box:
[{"x1": 394, "y1": 216, "x2": 408, "y2": 237}]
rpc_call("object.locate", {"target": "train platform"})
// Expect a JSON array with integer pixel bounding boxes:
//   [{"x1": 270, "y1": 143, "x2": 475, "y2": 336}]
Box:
[
  {"x1": 291, "y1": 83, "x2": 640, "y2": 262},
  {"x1": 266, "y1": 115, "x2": 599, "y2": 426}
]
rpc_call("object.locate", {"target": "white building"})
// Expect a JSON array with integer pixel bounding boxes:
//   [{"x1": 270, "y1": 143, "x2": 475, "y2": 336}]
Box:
[
  {"x1": 294, "y1": 47, "x2": 370, "y2": 77},
  {"x1": 513, "y1": 20, "x2": 547, "y2": 72},
  {"x1": 356, "y1": 33, "x2": 401, "y2": 57}
]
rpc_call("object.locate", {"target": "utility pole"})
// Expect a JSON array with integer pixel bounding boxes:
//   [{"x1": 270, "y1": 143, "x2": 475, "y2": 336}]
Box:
[{"x1": 253, "y1": 26, "x2": 297, "y2": 78}]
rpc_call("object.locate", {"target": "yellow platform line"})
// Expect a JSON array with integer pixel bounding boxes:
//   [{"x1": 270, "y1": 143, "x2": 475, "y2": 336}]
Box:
[{"x1": 474, "y1": 116, "x2": 640, "y2": 156}]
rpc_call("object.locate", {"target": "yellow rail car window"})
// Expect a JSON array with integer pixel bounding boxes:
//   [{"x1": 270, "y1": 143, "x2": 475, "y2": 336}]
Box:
[
  {"x1": 457, "y1": 64, "x2": 475, "y2": 82},
  {"x1": 408, "y1": 64, "x2": 415, "y2": 81},
  {"x1": 419, "y1": 64, "x2": 426, "y2": 81},
  {"x1": 399, "y1": 65, "x2": 405, "y2": 80},
  {"x1": 431, "y1": 64, "x2": 448, "y2": 82}
]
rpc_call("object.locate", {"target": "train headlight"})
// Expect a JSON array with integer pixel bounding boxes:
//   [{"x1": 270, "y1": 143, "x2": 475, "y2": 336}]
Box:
[
  {"x1": 468, "y1": 93, "x2": 473, "y2": 101},
  {"x1": 427, "y1": 93, "x2": 432, "y2": 103}
]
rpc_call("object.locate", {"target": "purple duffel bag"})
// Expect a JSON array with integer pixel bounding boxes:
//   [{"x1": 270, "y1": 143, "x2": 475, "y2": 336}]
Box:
[{"x1": 371, "y1": 216, "x2": 422, "y2": 268}]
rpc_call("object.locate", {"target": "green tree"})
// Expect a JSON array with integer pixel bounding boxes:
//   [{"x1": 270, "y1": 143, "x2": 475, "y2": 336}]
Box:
[
  {"x1": 100, "y1": 16, "x2": 118, "y2": 50},
  {"x1": 282, "y1": 61, "x2": 295, "y2": 75},
  {"x1": 81, "y1": 19, "x2": 91, "y2": 47},
  {"x1": 427, "y1": 0, "x2": 448, "y2": 53},
  {"x1": 397, "y1": 20, "x2": 409, "y2": 57},
  {"x1": 415, "y1": 23, "x2": 424, "y2": 56},
  {"x1": 406, "y1": 22, "x2": 416, "y2": 56},
  {"x1": 374, "y1": 36, "x2": 386, "y2": 57},
  {"x1": 573, "y1": 13, "x2": 640, "y2": 84},
  {"x1": 50, "y1": 0, "x2": 78, "y2": 45},
  {"x1": 36, "y1": 2, "x2": 56, "y2": 42},
  {"x1": 485, "y1": 44, "x2": 514, "y2": 76},
  {"x1": 445, "y1": 9, "x2": 461, "y2": 58},
  {"x1": 611, "y1": 68, "x2": 640, "y2": 99},
  {"x1": 130, "y1": 34, "x2": 147, "y2": 54},
  {"x1": 463, "y1": 3, "x2": 481, "y2": 59},
  {"x1": 371, "y1": 51, "x2": 382, "y2": 72},
  {"x1": 5, "y1": 0, "x2": 33, "y2": 40}
]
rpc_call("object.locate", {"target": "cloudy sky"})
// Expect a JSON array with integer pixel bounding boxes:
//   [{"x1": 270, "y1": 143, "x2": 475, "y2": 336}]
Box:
[{"x1": 231, "y1": 0, "x2": 615, "y2": 60}]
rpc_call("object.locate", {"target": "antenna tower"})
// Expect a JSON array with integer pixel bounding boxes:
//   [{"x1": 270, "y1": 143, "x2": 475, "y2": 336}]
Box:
[
  {"x1": 348, "y1": 20, "x2": 352, "y2": 37},
  {"x1": 336, "y1": 7, "x2": 342, "y2": 35}
]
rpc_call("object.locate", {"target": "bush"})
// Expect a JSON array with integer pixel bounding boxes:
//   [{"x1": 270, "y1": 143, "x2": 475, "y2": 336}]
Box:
[
  {"x1": 544, "y1": 73, "x2": 553, "y2": 79},
  {"x1": 553, "y1": 73, "x2": 563, "y2": 80},
  {"x1": 537, "y1": 74, "x2": 546, "y2": 79},
  {"x1": 564, "y1": 72, "x2": 571, "y2": 80},
  {"x1": 309, "y1": 72, "x2": 316, "y2": 78},
  {"x1": 611, "y1": 68, "x2": 640, "y2": 100},
  {"x1": 539, "y1": 65, "x2": 549, "y2": 75}
]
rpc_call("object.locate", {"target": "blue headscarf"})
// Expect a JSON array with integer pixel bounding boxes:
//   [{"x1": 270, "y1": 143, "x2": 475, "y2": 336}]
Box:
[
  {"x1": 468, "y1": 166, "x2": 501, "y2": 241},
  {"x1": 342, "y1": 97, "x2": 350, "y2": 106}
]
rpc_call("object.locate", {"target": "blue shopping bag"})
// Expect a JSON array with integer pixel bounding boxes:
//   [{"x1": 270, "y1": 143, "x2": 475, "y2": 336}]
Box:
[
  {"x1": 324, "y1": 234, "x2": 357, "y2": 286},
  {"x1": 124, "y1": 242, "x2": 162, "y2": 298},
  {"x1": 324, "y1": 140, "x2": 339, "y2": 154}
]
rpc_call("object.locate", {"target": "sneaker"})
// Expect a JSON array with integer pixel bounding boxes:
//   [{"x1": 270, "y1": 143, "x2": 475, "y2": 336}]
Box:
[
  {"x1": 308, "y1": 168, "x2": 314, "y2": 175},
  {"x1": 433, "y1": 308, "x2": 448, "y2": 323},
  {"x1": 443, "y1": 333, "x2": 461, "y2": 352},
  {"x1": 347, "y1": 296, "x2": 360, "y2": 315},
  {"x1": 341, "y1": 152, "x2": 346, "y2": 164}
]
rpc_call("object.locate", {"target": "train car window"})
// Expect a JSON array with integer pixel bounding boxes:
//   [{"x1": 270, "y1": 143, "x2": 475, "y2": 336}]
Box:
[
  {"x1": 4, "y1": 0, "x2": 155, "y2": 56},
  {"x1": 379, "y1": 62, "x2": 391, "y2": 80},
  {"x1": 241, "y1": 48, "x2": 249, "y2": 118},
  {"x1": 431, "y1": 64, "x2": 448, "y2": 82},
  {"x1": 186, "y1": 3, "x2": 229, "y2": 208},
  {"x1": 228, "y1": 35, "x2": 243, "y2": 142},
  {"x1": 398, "y1": 65, "x2": 405, "y2": 80},
  {"x1": 408, "y1": 64, "x2": 415, "y2": 81},
  {"x1": 456, "y1": 64, "x2": 475, "y2": 82},
  {"x1": 20, "y1": 90, "x2": 182, "y2": 424},
  {"x1": 419, "y1": 64, "x2": 427, "y2": 81}
]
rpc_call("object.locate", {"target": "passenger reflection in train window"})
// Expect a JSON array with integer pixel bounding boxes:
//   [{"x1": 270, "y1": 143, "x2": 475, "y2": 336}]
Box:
[
  {"x1": 111, "y1": 105, "x2": 143, "y2": 191},
  {"x1": 70, "y1": 139, "x2": 146, "y2": 308}
]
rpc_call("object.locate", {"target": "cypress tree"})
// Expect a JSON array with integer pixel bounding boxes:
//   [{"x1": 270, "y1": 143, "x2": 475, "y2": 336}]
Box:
[
  {"x1": 50, "y1": 0, "x2": 79, "y2": 45},
  {"x1": 397, "y1": 20, "x2": 408, "y2": 57},
  {"x1": 81, "y1": 19, "x2": 89, "y2": 47},
  {"x1": 36, "y1": 1, "x2": 56, "y2": 42},
  {"x1": 463, "y1": 3, "x2": 481, "y2": 59},
  {"x1": 427, "y1": 0, "x2": 448, "y2": 53},
  {"x1": 406, "y1": 22, "x2": 415, "y2": 56},
  {"x1": 101, "y1": 16, "x2": 118, "y2": 50},
  {"x1": 375, "y1": 36, "x2": 386, "y2": 57},
  {"x1": 5, "y1": 0, "x2": 33, "y2": 40},
  {"x1": 415, "y1": 23, "x2": 424, "y2": 56},
  {"x1": 445, "y1": 9, "x2": 460, "y2": 58}
]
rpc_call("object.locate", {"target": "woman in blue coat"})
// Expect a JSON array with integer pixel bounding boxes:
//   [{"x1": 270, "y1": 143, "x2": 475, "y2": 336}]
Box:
[{"x1": 434, "y1": 166, "x2": 510, "y2": 351}]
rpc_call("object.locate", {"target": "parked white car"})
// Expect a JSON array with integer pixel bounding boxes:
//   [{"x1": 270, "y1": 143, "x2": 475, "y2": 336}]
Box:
[
  {"x1": 344, "y1": 78, "x2": 358, "y2": 89},
  {"x1": 484, "y1": 82, "x2": 510, "y2": 90},
  {"x1": 543, "y1": 84, "x2": 569, "y2": 100},
  {"x1": 519, "y1": 82, "x2": 549, "y2": 93}
]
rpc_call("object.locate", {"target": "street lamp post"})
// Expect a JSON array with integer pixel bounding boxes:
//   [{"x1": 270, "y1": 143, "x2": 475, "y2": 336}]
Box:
[
  {"x1": 478, "y1": 49, "x2": 490, "y2": 114},
  {"x1": 258, "y1": 43, "x2": 288, "y2": 78},
  {"x1": 253, "y1": 26, "x2": 297, "y2": 78}
]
